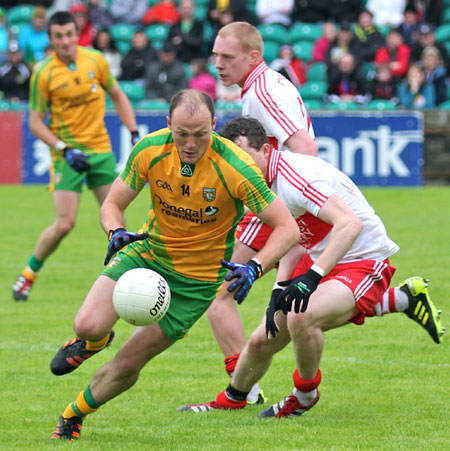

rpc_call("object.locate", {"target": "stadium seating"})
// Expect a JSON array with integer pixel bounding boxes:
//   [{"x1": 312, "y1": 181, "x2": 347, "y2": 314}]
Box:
[
  {"x1": 258, "y1": 24, "x2": 289, "y2": 45},
  {"x1": 263, "y1": 40, "x2": 280, "y2": 63},
  {"x1": 435, "y1": 23, "x2": 450, "y2": 43},
  {"x1": 6, "y1": 4, "x2": 35, "y2": 26},
  {"x1": 300, "y1": 81, "x2": 327, "y2": 101},
  {"x1": 119, "y1": 81, "x2": 145, "y2": 103},
  {"x1": 136, "y1": 99, "x2": 169, "y2": 110},
  {"x1": 326, "y1": 101, "x2": 360, "y2": 111},
  {"x1": 307, "y1": 62, "x2": 327, "y2": 82},
  {"x1": 365, "y1": 99, "x2": 398, "y2": 111},
  {"x1": 145, "y1": 23, "x2": 170, "y2": 50},
  {"x1": 303, "y1": 99, "x2": 324, "y2": 110},
  {"x1": 292, "y1": 40, "x2": 314, "y2": 62},
  {"x1": 110, "y1": 23, "x2": 136, "y2": 54},
  {"x1": 289, "y1": 23, "x2": 322, "y2": 43}
]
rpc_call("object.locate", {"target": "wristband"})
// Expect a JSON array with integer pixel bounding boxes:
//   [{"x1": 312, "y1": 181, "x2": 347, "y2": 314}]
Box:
[
  {"x1": 310, "y1": 263, "x2": 325, "y2": 277},
  {"x1": 249, "y1": 257, "x2": 263, "y2": 278},
  {"x1": 108, "y1": 228, "x2": 126, "y2": 240},
  {"x1": 273, "y1": 281, "x2": 283, "y2": 290},
  {"x1": 54, "y1": 140, "x2": 67, "y2": 153}
]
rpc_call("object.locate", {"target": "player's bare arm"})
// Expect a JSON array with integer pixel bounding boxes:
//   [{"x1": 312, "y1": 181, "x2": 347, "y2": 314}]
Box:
[
  {"x1": 29, "y1": 110, "x2": 61, "y2": 148},
  {"x1": 284, "y1": 130, "x2": 318, "y2": 156},
  {"x1": 253, "y1": 196, "x2": 300, "y2": 272},
  {"x1": 313, "y1": 193, "x2": 363, "y2": 274},
  {"x1": 108, "y1": 83, "x2": 138, "y2": 133},
  {"x1": 100, "y1": 177, "x2": 139, "y2": 234}
]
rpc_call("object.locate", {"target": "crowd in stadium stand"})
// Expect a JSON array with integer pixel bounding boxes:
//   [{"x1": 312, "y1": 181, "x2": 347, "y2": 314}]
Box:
[{"x1": 0, "y1": 0, "x2": 448, "y2": 111}]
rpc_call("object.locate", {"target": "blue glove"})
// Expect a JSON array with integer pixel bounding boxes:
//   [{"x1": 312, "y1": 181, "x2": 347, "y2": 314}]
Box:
[
  {"x1": 265, "y1": 287, "x2": 283, "y2": 339},
  {"x1": 104, "y1": 228, "x2": 149, "y2": 265},
  {"x1": 221, "y1": 258, "x2": 263, "y2": 304},
  {"x1": 63, "y1": 148, "x2": 91, "y2": 174},
  {"x1": 276, "y1": 268, "x2": 323, "y2": 314},
  {"x1": 131, "y1": 131, "x2": 140, "y2": 146}
]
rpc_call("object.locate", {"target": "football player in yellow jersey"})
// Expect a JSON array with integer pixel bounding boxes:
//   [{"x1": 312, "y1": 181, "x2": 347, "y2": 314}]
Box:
[
  {"x1": 49, "y1": 90, "x2": 300, "y2": 441},
  {"x1": 12, "y1": 11, "x2": 140, "y2": 302}
]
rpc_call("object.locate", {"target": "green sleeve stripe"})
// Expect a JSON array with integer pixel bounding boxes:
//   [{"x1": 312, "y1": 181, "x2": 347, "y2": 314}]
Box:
[{"x1": 29, "y1": 57, "x2": 53, "y2": 111}]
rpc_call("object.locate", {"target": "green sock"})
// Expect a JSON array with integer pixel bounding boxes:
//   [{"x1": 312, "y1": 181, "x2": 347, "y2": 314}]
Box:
[{"x1": 27, "y1": 255, "x2": 44, "y2": 273}]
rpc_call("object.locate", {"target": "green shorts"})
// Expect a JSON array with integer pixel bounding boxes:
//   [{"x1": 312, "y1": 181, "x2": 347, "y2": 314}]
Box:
[
  {"x1": 51, "y1": 152, "x2": 118, "y2": 192},
  {"x1": 103, "y1": 242, "x2": 223, "y2": 340}
]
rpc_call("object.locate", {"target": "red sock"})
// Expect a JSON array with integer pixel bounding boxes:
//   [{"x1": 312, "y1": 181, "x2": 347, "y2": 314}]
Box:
[
  {"x1": 388, "y1": 288, "x2": 397, "y2": 313},
  {"x1": 293, "y1": 368, "x2": 322, "y2": 392},
  {"x1": 224, "y1": 353, "x2": 240, "y2": 376},
  {"x1": 216, "y1": 390, "x2": 247, "y2": 409}
]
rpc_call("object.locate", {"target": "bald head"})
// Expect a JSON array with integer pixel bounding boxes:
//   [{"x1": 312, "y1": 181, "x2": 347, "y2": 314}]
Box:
[{"x1": 169, "y1": 89, "x2": 215, "y2": 121}]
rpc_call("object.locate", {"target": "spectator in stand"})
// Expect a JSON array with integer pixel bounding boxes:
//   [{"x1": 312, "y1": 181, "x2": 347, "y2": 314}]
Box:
[
  {"x1": 370, "y1": 63, "x2": 398, "y2": 103},
  {"x1": 188, "y1": 58, "x2": 217, "y2": 100},
  {"x1": 398, "y1": 62, "x2": 435, "y2": 108},
  {"x1": 325, "y1": 22, "x2": 355, "y2": 71},
  {"x1": 312, "y1": 22, "x2": 337, "y2": 64},
  {"x1": 410, "y1": 24, "x2": 450, "y2": 75},
  {"x1": 366, "y1": 0, "x2": 407, "y2": 28},
  {"x1": 375, "y1": 27, "x2": 411, "y2": 81},
  {"x1": 329, "y1": 0, "x2": 362, "y2": 24},
  {"x1": 18, "y1": 6, "x2": 50, "y2": 67},
  {"x1": 168, "y1": 0, "x2": 204, "y2": 64},
  {"x1": 46, "y1": 0, "x2": 79, "y2": 17},
  {"x1": 143, "y1": 0, "x2": 180, "y2": 26},
  {"x1": 291, "y1": 0, "x2": 329, "y2": 23},
  {"x1": 399, "y1": 6, "x2": 422, "y2": 47},
  {"x1": 208, "y1": 0, "x2": 255, "y2": 34},
  {"x1": 421, "y1": 45, "x2": 447, "y2": 106},
  {"x1": 109, "y1": 0, "x2": 149, "y2": 26},
  {"x1": 326, "y1": 51, "x2": 371, "y2": 104},
  {"x1": 256, "y1": 0, "x2": 294, "y2": 28},
  {"x1": 270, "y1": 44, "x2": 306, "y2": 88},
  {"x1": 0, "y1": 40, "x2": 31, "y2": 102},
  {"x1": 352, "y1": 10, "x2": 385, "y2": 64},
  {"x1": 87, "y1": 0, "x2": 113, "y2": 30},
  {"x1": 93, "y1": 29, "x2": 122, "y2": 79},
  {"x1": 146, "y1": 41, "x2": 187, "y2": 102},
  {"x1": 0, "y1": 8, "x2": 8, "y2": 64},
  {"x1": 120, "y1": 29, "x2": 157, "y2": 82},
  {"x1": 406, "y1": 0, "x2": 443, "y2": 26},
  {"x1": 70, "y1": 5, "x2": 96, "y2": 47}
]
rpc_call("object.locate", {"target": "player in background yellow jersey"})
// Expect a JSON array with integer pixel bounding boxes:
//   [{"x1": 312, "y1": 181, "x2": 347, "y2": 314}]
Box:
[
  {"x1": 12, "y1": 11, "x2": 140, "y2": 302},
  {"x1": 49, "y1": 90, "x2": 300, "y2": 440}
]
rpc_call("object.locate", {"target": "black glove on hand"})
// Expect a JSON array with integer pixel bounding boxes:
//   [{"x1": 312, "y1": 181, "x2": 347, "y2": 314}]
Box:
[
  {"x1": 104, "y1": 228, "x2": 149, "y2": 265},
  {"x1": 277, "y1": 268, "x2": 323, "y2": 314},
  {"x1": 131, "y1": 131, "x2": 140, "y2": 146},
  {"x1": 265, "y1": 287, "x2": 283, "y2": 340},
  {"x1": 221, "y1": 258, "x2": 263, "y2": 304},
  {"x1": 63, "y1": 147, "x2": 91, "y2": 174}
]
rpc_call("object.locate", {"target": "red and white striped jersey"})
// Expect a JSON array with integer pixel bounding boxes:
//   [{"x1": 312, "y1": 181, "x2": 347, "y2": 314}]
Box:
[
  {"x1": 241, "y1": 61, "x2": 315, "y2": 151},
  {"x1": 267, "y1": 148, "x2": 400, "y2": 262}
]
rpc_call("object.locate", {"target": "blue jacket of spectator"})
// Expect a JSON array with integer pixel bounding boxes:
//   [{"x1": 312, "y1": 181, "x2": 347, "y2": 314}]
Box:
[
  {"x1": 19, "y1": 25, "x2": 50, "y2": 65},
  {"x1": 398, "y1": 80, "x2": 436, "y2": 109}
]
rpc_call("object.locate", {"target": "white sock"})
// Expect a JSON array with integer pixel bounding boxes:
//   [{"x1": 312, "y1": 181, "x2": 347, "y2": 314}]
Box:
[
  {"x1": 246, "y1": 383, "x2": 261, "y2": 403},
  {"x1": 293, "y1": 387, "x2": 317, "y2": 406},
  {"x1": 375, "y1": 287, "x2": 409, "y2": 316}
]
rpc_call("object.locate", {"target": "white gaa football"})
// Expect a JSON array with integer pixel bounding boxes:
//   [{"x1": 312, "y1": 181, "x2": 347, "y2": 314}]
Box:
[{"x1": 113, "y1": 268, "x2": 171, "y2": 326}]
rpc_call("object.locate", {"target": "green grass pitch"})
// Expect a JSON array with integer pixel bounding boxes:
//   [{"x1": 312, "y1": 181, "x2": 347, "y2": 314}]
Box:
[{"x1": 1, "y1": 185, "x2": 449, "y2": 450}]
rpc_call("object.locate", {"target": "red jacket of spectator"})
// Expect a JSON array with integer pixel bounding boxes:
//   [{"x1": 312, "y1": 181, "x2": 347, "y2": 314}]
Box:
[
  {"x1": 375, "y1": 44, "x2": 411, "y2": 78},
  {"x1": 143, "y1": 1, "x2": 180, "y2": 25}
]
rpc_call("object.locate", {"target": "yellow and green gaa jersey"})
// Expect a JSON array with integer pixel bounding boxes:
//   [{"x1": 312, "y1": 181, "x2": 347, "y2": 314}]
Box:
[
  {"x1": 121, "y1": 129, "x2": 277, "y2": 282},
  {"x1": 29, "y1": 46, "x2": 116, "y2": 154}
]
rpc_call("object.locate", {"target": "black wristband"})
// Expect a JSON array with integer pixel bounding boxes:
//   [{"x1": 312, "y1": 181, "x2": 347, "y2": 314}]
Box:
[
  {"x1": 247, "y1": 258, "x2": 263, "y2": 278},
  {"x1": 131, "y1": 130, "x2": 139, "y2": 138},
  {"x1": 108, "y1": 228, "x2": 126, "y2": 240}
]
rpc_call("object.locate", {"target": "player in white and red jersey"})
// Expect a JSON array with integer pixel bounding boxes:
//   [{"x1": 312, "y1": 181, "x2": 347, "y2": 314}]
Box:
[
  {"x1": 207, "y1": 21, "x2": 318, "y2": 403},
  {"x1": 178, "y1": 116, "x2": 444, "y2": 417}
]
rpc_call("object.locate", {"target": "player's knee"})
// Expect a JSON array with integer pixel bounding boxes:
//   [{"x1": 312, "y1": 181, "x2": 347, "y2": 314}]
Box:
[
  {"x1": 73, "y1": 314, "x2": 108, "y2": 340},
  {"x1": 55, "y1": 217, "x2": 76, "y2": 238},
  {"x1": 207, "y1": 292, "x2": 236, "y2": 320},
  {"x1": 287, "y1": 311, "x2": 315, "y2": 335},
  {"x1": 247, "y1": 330, "x2": 273, "y2": 357}
]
